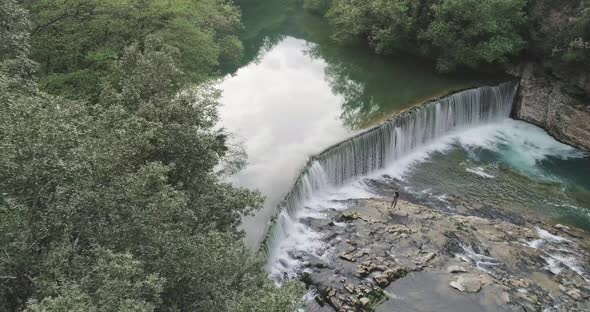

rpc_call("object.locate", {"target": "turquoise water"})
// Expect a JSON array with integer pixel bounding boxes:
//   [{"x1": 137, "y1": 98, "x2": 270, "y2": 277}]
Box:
[{"x1": 394, "y1": 119, "x2": 590, "y2": 231}]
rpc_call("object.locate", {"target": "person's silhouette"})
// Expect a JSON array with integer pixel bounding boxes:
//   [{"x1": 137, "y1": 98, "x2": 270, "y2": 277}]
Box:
[{"x1": 390, "y1": 191, "x2": 400, "y2": 209}]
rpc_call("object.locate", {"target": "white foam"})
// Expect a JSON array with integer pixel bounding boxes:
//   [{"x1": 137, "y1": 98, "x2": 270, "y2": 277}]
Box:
[
  {"x1": 536, "y1": 227, "x2": 571, "y2": 244},
  {"x1": 456, "y1": 244, "x2": 501, "y2": 275},
  {"x1": 526, "y1": 227, "x2": 587, "y2": 281},
  {"x1": 466, "y1": 167, "x2": 495, "y2": 179},
  {"x1": 454, "y1": 120, "x2": 587, "y2": 178},
  {"x1": 266, "y1": 116, "x2": 588, "y2": 282}
]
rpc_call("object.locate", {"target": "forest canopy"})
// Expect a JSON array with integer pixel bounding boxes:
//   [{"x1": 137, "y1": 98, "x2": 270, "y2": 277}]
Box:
[
  {"x1": 0, "y1": 1, "x2": 303, "y2": 311},
  {"x1": 25, "y1": 0, "x2": 244, "y2": 100},
  {"x1": 303, "y1": 0, "x2": 529, "y2": 71}
]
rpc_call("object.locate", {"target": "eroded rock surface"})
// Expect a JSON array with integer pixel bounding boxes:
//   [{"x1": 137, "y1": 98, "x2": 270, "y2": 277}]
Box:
[
  {"x1": 299, "y1": 197, "x2": 590, "y2": 312},
  {"x1": 514, "y1": 62, "x2": 590, "y2": 150}
]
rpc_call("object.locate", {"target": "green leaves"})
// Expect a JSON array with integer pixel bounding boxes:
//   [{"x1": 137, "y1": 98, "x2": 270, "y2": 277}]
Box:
[
  {"x1": 310, "y1": 0, "x2": 528, "y2": 72},
  {"x1": 422, "y1": 0, "x2": 527, "y2": 71},
  {"x1": 25, "y1": 247, "x2": 164, "y2": 312},
  {"x1": 1, "y1": 1, "x2": 303, "y2": 311},
  {"x1": 25, "y1": 0, "x2": 245, "y2": 100}
]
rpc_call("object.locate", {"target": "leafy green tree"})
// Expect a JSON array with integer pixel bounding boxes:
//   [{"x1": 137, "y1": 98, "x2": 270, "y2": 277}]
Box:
[
  {"x1": 24, "y1": 248, "x2": 164, "y2": 312},
  {"x1": 326, "y1": 0, "x2": 416, "y2": 53},
  {"x1": 304, "y1": 0, "x2": 528, "y2": 72},
  {"x1": 24, "y1": 0, "x2": 244, "y2": 100},
  {"x1": 1, "y1": 1, "x2": 303, "y2": 311},
  {"x1": 421, "y1": 0, "x2": 528, "y2": 71}
]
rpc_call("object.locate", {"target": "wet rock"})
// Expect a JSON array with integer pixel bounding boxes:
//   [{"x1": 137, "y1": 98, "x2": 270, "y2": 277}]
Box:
[
  {"x1": 299, "y1": 197, "x2": 590, "y2": 312},
  {"x1": 338, "y1": 211, "x2": 360, "y2": 222},
  {"x1": 314, "y1": 295, "x2": 324, "y2": 306},
  {"x1": 442, "y1": 232, "x2": 465, "y2": 255},
  {"x1": 304, "y1": 255, "x2": 330, "y2": 269},
  {"x1": 373, "y1": 267, "x2": 408, "y2": 288},
  {"x1": 449, "y1": 274, "x2": 484, "y2": 293},
  {"x1": 344, "y1": 283, "x2": 354, "y2": 294},
  {"x1": 359, "y1": 297, "x2": 370, "y2": 306},
  {"x1": 565, "y1": 287, "x2": 582, "y2": 301},
  {"x1": 554, "y1": 224, "x2": 571, "y2": 231},
  {"x1": 373, "y1": 273, "x2": 390, "y2": 288},
  {"x1": 415, "y1": 252, "x2": 437, "y2": 265},
  {"x1": 447, "y1": 265, "x2": 467, "y2": 273}
]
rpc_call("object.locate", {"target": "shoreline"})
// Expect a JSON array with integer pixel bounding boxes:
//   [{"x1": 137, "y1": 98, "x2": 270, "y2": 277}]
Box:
[{"x1": 297, "y1": 183, "x2": 590, "y2": 311}]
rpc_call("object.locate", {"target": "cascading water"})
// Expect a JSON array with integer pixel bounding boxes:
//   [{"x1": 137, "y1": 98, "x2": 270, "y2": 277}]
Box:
[{"x1": 264, "y1": 82, "x2": 518, "y2": 280}]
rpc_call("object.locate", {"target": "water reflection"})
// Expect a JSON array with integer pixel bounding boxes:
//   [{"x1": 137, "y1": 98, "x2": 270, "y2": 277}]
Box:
[
  {"x1": 220, "y1": 1, "x2": 498, "y2": 246},
  {"x1": 233, "y1": 1, "x2": 502, "y2": 129},
  {"x1": 218, "y1": 37, "x2": 354, "y2": 246}
]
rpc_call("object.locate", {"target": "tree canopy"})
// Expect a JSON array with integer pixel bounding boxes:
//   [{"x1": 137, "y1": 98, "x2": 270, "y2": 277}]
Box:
[
  {"x1": 0, "y1": 1, "x2": 303, "y2": 311},
  {"x1": 304, "y1": 0, "x2": 529, "y2": 72},
  {"x1": 24, "y1": 0, "x2": 244, "y2": 100}
]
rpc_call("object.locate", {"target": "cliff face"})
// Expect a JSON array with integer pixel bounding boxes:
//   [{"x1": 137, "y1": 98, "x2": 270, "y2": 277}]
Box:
[
  {"x1": 513, "y1": 63, "x2": 590, "y2": 150},
  {"x1": 512, "y1": 0, "x2": 590, "y2": 151}
]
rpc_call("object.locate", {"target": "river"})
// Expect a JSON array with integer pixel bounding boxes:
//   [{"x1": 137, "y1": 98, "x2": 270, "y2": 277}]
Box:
[{"x1": 218, "y1": 0, "x2": 498, "y2": 247}]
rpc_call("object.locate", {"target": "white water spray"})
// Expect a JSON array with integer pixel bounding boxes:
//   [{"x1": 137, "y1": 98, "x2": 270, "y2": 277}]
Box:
[{"x1": 264, "y1": 82, "x2": 518, "y2": 279}]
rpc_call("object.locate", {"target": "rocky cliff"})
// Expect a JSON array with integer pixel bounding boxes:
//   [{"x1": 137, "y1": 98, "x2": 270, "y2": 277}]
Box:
[
  {"x1": 511, "y1": 0, "x2": 590, "y2": 151},
  {"x1": 512, "y1": 63, "x2": 590, "y2": 150}
]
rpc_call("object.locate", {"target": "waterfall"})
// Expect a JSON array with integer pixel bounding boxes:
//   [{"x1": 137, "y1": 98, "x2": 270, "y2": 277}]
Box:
[{"x1": 264, "y1": 82, "x2": 518, "y2": 274}]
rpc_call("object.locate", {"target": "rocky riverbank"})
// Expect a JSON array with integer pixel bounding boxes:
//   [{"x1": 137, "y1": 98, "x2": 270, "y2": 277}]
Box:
[{"x1": 295, "y1": 189, "x2": 590, "y2": 311}]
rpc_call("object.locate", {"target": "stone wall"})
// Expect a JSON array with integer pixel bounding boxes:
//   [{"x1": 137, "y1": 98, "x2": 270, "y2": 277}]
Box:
[{"x1": 512, "y1": 62, "x2": 590, "y2": 151}]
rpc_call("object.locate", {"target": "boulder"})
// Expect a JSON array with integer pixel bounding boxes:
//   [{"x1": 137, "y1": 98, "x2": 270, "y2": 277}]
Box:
[{"x1": 449, "y1": 274, "x2": 484, "y2": 293}]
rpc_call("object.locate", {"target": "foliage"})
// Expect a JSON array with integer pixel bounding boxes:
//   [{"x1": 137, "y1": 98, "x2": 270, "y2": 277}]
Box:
[
  {"x1": 422, "y1": 0, "x2": 528, "y2": 72},
  {"x1": 307, "y1": 0, "x2": 528, "y2": 72},
  {"x1": 303, "y1": 0, "x2": 332, "y2": 15},
  {"x1": 326, "y1": 0, "x2": 416, "y2": 53},
  {"x1": 24, "y1": 0, "x2": 244, "y2": 100},
  {"x1": 1, "y1": 1, "x2": 303, "y2": 311},
  {"x1": 559, "y1": 0, "x2": 590, "y2": 64}
]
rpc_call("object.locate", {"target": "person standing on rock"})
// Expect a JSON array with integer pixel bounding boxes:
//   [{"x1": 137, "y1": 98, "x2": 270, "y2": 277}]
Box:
[{"x1": 390, "y1": 191, "x2": 400, "y2": 210}]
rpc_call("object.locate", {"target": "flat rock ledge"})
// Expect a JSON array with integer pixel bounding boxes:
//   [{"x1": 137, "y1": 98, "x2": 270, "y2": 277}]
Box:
[{"x1": 296, "y1": 197, "x2": 590, "y2": 312}]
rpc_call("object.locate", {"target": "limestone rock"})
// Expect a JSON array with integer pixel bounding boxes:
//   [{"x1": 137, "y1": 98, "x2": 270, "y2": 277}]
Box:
[
  {"x1": 515, "y1": 62, "x2": 590, "y2": 151},
  {"x1": 447, "y1": 265, "x2": 467, "y2": 273},
  {"x1": 339, "y1": 253, "x2": 356, "y2": 262},
  {"x1": 566, "y1": 288, "x2": 582, "y2": 301},
  {"x1": 359, "y1": 297, "x2": 370, "y2": 306},
  {"x1": 373, "y1": 273, "x2": 390, "y2": 288},
  {"x1": 449, "y1": 274, "x2": 483, "y2": 293},
  {"x1": 415, "y1": 252, "x2": 436, "y2": 265},
  {"x1": 554, "y1": 224, "x2": 571, "y2": 231},
  {"x1": 373, "y1": 267, "x2": 408, "y2": 288}
]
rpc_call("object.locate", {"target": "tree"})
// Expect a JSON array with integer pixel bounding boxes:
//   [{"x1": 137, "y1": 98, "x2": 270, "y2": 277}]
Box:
[
  {"x1": 326, "y1": 0, "x2": 416, "y2": 53},
  {"x1": 304, "y1": 0, "x2": 528, "y2": 72},
  {"x1": 421, "y1": 0, "x2": 528, "y2": 71},
  {"x1": 1, "y1": 1, "x2": 303, "y2": 311},
  {"x1": 24, "y1": 0, "x2": 245, "y2": 100}
]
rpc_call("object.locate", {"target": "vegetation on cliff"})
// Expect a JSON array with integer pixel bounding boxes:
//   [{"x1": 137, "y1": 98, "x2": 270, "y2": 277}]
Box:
[{"x1": 0, "y1": 1, "x2": 303, "y2": 311}]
